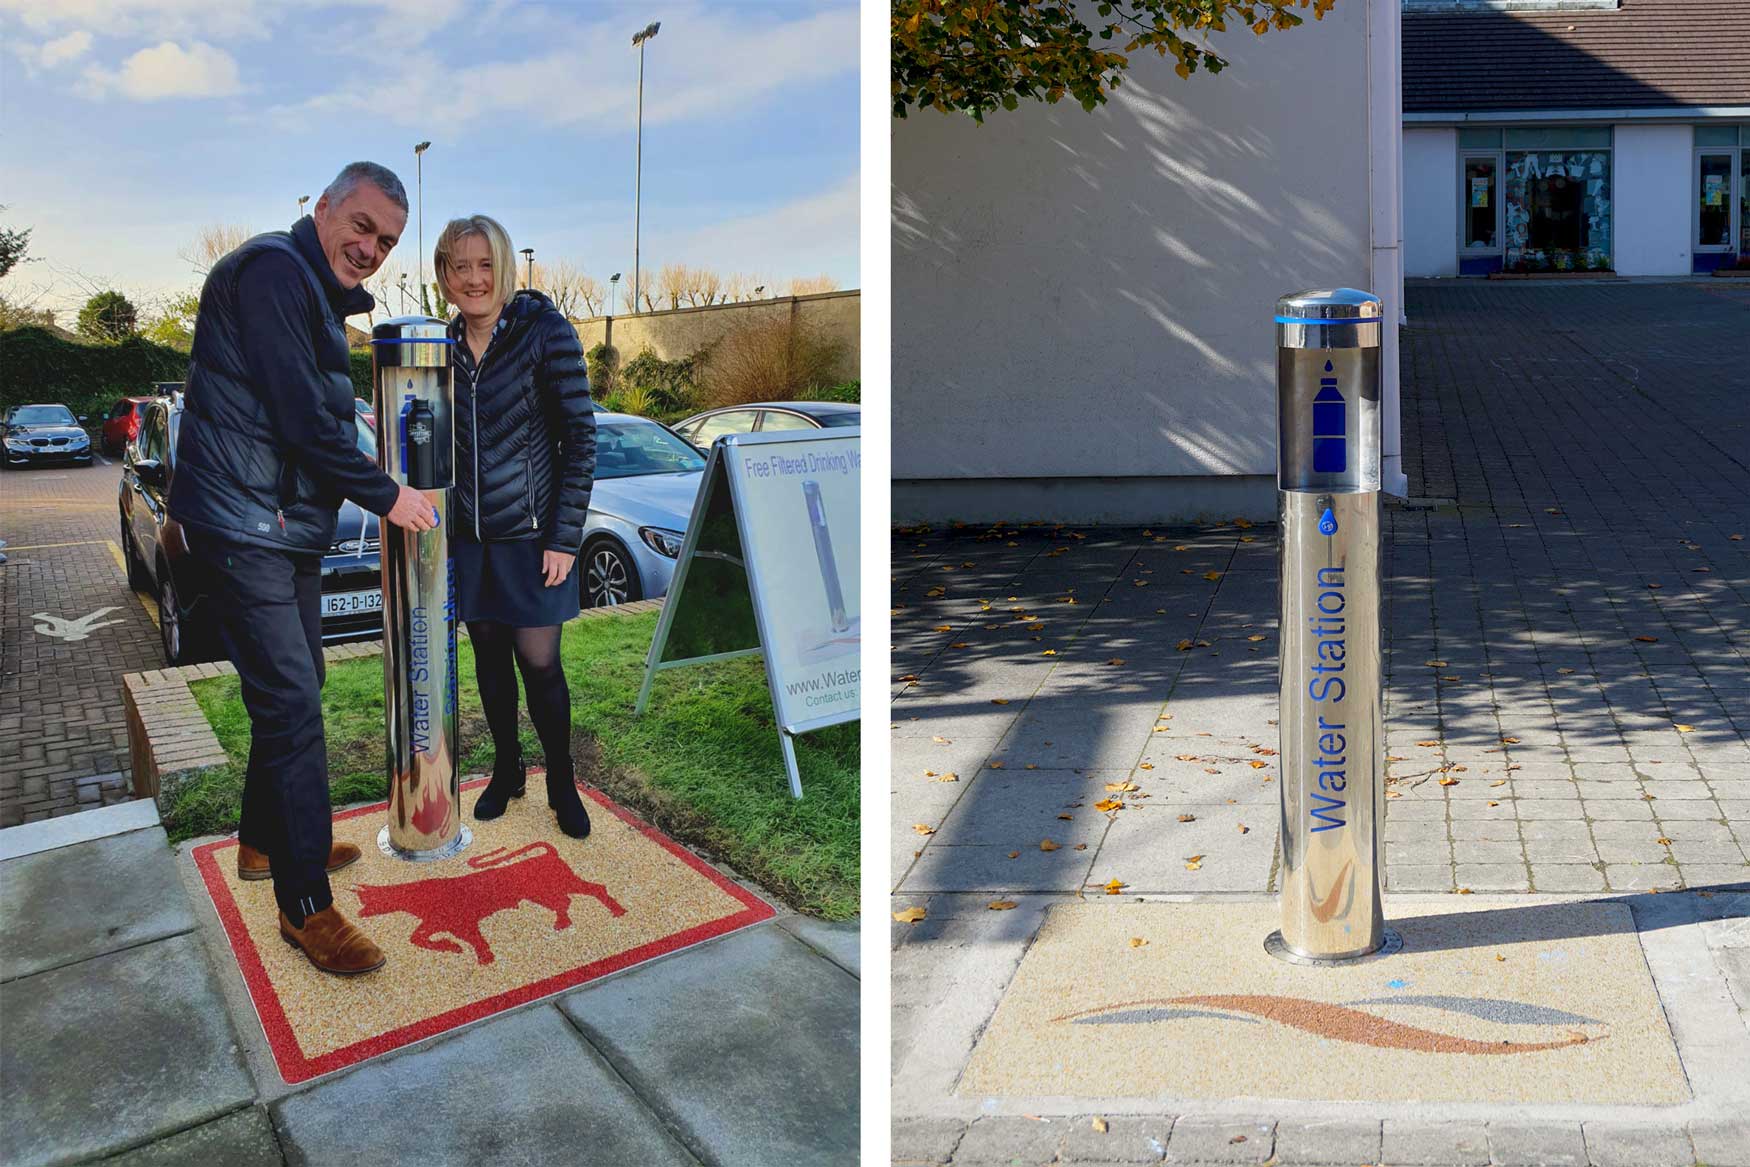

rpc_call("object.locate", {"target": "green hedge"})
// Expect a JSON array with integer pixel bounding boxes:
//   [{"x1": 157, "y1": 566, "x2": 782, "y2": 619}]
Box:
[{"x1": 0, "y1": 327, "x2": 189, "y2": 429}]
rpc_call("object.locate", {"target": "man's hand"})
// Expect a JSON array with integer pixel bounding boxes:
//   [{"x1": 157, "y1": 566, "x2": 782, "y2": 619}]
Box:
[
  {"x1": 384, "y1": 485, "x2": 439, "y2": 532},
  {"x1": 542, "y1": 549, "x2": 576, "y2": 588}
]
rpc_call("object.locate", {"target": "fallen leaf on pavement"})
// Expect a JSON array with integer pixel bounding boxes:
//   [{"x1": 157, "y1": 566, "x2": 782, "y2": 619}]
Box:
[
  {"x1": 1139, "y1": 762, "x2": 1155, "y2": 770},
  {"x1": 1040, "y1": 839, "x2": 1061, "y2": 851},
  {"x1": 1094, "y1": 798, "x2": 1124, "y2": 812},
  {"x1": 934, "y1": 625, "x2": 952, "y2": 632},
  {"x1": 1416, "y1": 740, "x2": 1439, "y2": 747},
  {"x1": 1203, "y1": 572, "x2": 1223, "y2": 581},
  {"x1": 1176, "y1": 754, "x2": 1200, "y2": 762},
  {"x1": 1074, "y1": 843, "x2": 1088, "y2": 850},
  {"x1": 989, "y1": 761, "x2": 1005, "y2": 769},
  {"x1": 1042, "y1": 649, "x2": 1057, "y2": 656},
  {"x1": 1185, "y1": 855, "x2": 1204, "y2": 871},
  {"x1": 1129, "y1": 938, "x2": 1148, "y2": 948},
  {"x1": 950, "y1": 642, "x2": 969, "y2": 649},
  {"x1": 1008, "y1": 851, "x2": 1020, "y2": 859},
  {"x1": 1675, "y1": 724, "x2": 1694, "y2": 733},
  {"x1": 1501, "y1": 736, "x2": 1520, "y2": 744},
  {"x1": 1247, "y1": 634, "x2": 1267, "y2": 642},
  {"x1": 1107, "y1": 658, "x2": 1126, "y2": 665},
  {"x1": 938, "y1": 773, "x2": 960, "y2": 782},
  {"x1": 1178, "y1": 813, "x2": 1196, "y2": 822},
  {"x1": 893, "y1": 907, "x2": 927, "y2": 923},
  {"x1": 1106, "y1": 781, "x2": 1140, "y2": 792},
  {"x1": 1249, "y1": 760, "x2": 1268, "y2": 770},
  {"x1": 1657, "y1": 837, "x2": 1673, "y2": 846},
  {"x1": 991, "y1": 698, "x2": 1010, "y2": 705},
  {"x1": 913, "y1": 824, "x2": 936, "y2": 835},
  {"x1": 1439, "y1": 777, "x2": 1459, "y2": 787},
  {"x1": 988, "y1": 900, "x2": 1018, "y2": 911},
  {"x1": 1635, "y1": 636, "x2": 1659, "y2": 643},
  {"x1": 1104, "y1": 879, "x2": 1126, "y2": 895},
  {"x1": 1456, "y1": 887, "x2": 1473, "y2": 895},
  {"x1": 1238, "y1": 823, "x2": 1250, "y2": 833},
  {"x1": 1091, "y1": 1117, "x2": 1109, "y2": 1133}
]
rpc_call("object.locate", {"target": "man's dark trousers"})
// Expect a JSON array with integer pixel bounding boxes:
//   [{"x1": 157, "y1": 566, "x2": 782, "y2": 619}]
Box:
[{"x1": 191, "y1": 532, "x2": 334, "y2": 924}]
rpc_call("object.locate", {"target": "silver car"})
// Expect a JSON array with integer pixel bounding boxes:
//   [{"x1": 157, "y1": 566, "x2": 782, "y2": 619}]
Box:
[{"x1": 577, "y1": 412, "x2": 706, "y2": 606}]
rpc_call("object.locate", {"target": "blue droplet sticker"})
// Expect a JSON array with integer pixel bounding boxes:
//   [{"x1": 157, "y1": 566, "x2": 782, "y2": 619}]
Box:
[{"x1": 1318, "y1": 507, "x2": 1337, "y2": 536}]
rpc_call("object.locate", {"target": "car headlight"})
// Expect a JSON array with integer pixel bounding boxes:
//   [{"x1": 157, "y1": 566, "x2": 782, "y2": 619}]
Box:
[
  {"x1": 638, "y1": 526, "x2": 685, "y2": 558},
  {"x1": 70, "y1": 434, "x2": 89, "y2": 447},
  {"x1": 5, "y1": 439, "x2": 27, "y2": 451}
]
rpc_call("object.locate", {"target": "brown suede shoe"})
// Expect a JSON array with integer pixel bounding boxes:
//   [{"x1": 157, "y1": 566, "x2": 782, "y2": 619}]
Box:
[
  {"x1": 279, "y1": 906, "x2": 387, "y2": 975},
  {"x1": 237, "y1": 841, "x2": 363, "y2": 881}
]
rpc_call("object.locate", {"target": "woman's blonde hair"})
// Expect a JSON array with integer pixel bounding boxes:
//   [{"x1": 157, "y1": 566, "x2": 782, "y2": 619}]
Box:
[{"x1": 433, "y1": 214, "x2": 518, "y2": 312}]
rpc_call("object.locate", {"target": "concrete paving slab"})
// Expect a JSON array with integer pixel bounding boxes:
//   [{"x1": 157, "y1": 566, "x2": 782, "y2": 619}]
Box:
[
  {"x1": 99, "y1": 1107, "x2": 284, "y2": 1167},
  {"x1": 1270, "y1": 1117, "x2": 1380, "y2": 1164},
  {"x1": 777, "y1": 914, "x2": 860, "y2": 978},
  {"x1": 559, "y1": 923, "x2": 859, "y2": 1167},
  {"x1": 1, "y1": 826, "x2": 195, "y2": 981},
  {"x1": 1485, "y1": 1120, "x2": 1588, "y2": 1167},
  {"x1": 0, "y1": 933, "x2": 255, "y2": 1167},
  {"x1": 900, "y1": 840, "x2": 1101, "y2": 893},
  {"x1": 0, "y1": 799, "x2": 162, "y2": 861},
  {"x1": 270, "y1": 1004, "x2": 699, "y2": 1167},
  {"x1": 1087, "y1": 804, "x2": 1275, "y2": 894}
]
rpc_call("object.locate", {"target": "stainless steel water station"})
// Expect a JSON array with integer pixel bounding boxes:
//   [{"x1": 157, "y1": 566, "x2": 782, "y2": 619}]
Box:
[
  {"x1": 372, "y1": 315, "x2": 469, "y2": 861},
  {"x1": 1266, "y1": 289, "x2": 1398, "y2": 964}
]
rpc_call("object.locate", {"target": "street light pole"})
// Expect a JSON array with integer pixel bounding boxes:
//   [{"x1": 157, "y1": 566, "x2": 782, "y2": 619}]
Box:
[
  {"x1": 298, "y1": 194, "x2": 310, "y2": 221},
  {"x1": 610, "y1": 272, "x2": 621, "y2": 316},
  {"x1": 521, "y1": 248, "x2": 535, "y2": 290},
  {"x1": 414, "y1": 141, "x2": 431, "y2": 315},
  {"x1": 631, "y1": 21, "x2": 660, "y2": 314}
]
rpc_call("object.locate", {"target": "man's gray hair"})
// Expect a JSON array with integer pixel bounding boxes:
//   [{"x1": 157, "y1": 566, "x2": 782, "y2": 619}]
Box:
[{"x1": 322, "y1": 162, "x2": 409, "y2": 214}]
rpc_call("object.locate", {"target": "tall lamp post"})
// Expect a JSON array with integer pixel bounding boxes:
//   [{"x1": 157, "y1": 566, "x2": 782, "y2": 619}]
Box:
[
  {"x1": 610, "y1": 272, "x2": 621, "y2": 316},
  {"x1": 521, "y1": 247, "x2": 535, "y2": 290},
  {"x1": 413, "y1": 141, "x2": 431, "y2": 314},
  {"x1": 297, "y1": 194, "x2": 310, "y2": 221},
  {"x1": 631, "y1": 20, "x2": 660, "y2": 314}
]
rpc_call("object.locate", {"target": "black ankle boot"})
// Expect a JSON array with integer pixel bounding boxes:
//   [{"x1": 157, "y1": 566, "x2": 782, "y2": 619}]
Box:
[
  {"x1": 473, "y1": 751, "x2": 526, "y2": 821},
  {"x1": 546, "y1": 759, "x2": 591, "y2": 839}
]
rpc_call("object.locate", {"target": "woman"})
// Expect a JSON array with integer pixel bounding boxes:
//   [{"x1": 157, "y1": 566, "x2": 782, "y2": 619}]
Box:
[{"x1": 435, "y1": 214, "x2": 596, "y2": 838}]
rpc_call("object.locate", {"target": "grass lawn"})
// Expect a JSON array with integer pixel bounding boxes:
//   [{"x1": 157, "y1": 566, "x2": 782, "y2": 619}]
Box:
[{"x1": 177, "y1": 609, "x2": 859, "y2": 919}]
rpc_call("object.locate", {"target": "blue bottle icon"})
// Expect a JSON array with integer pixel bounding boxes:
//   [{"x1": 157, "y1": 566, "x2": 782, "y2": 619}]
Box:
[{"x1": 1312, "y1": 360, "x2": 1346, "y2": 474}]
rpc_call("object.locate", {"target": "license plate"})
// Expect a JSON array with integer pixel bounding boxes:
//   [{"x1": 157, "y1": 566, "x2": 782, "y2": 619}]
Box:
[{"x1": 322, "y1": 589, "x2": 382, "y2": 616}]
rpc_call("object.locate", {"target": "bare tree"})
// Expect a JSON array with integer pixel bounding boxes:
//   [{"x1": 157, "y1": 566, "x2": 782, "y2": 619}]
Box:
[
  {"x1": 656, "y1": 263, "x2": 689, "y2": 311},
  {"x1": 540, "y1": 260, "x2": 603, "y2": 319},
  {"x1": 688, "y1": 267, "x2": 725, "y2": 307},
  {"x1": 179, "y1": 224, "x2": 252, "y2": 276},
  {"x1": 786, "y1": 274, "x2": 840, "y2": 296}
]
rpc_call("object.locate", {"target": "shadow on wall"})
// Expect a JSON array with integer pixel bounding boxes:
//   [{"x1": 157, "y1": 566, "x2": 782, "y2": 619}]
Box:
[{"x1": 891, "y1": 16, "x2": 1374, "y2": 482}]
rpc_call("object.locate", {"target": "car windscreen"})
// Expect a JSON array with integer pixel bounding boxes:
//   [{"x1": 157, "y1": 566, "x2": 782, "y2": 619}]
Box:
[
  {"x1": 816, "y1": 411, "x2": 861, "y2": 427},
  {"x1": 10, "y1": 405, "x2": 76, "y2": 427},
  {"x1": 355, "y1": 415, "x2": 377, "y2": 460},
  {"x1": 594, "y1": 420, "x2": 706, "y2": 480}
]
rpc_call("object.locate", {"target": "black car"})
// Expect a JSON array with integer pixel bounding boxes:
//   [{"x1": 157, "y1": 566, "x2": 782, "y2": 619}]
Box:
[
  {"x1": 3, "y1": 403, "x2": 95, "y2": 468},
  {"x1": 118, "y1": 395, "x2": 384, "y2": 665},
  {"x1": 671, "y1": 401, "x2": 860, "y2": 449}
]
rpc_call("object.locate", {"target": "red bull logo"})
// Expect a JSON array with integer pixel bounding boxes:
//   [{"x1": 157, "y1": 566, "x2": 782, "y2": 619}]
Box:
[{"x1": 355, "y1": 842, "x2": 626, "y2": 965}]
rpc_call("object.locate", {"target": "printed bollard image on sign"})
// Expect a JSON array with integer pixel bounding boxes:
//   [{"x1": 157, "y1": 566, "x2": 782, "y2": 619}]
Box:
[
  {"x1": 1271, "y1": 289, "x2": 1392, "y2": 964},
  {"x1": 637, "y1": 428, "x2": 861, "y2": 798}
]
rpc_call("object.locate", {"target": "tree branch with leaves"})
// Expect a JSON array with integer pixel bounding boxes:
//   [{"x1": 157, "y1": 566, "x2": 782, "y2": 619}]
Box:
[{"x1": 892, "y1": 0, "x2": 1336, "y2": 122}]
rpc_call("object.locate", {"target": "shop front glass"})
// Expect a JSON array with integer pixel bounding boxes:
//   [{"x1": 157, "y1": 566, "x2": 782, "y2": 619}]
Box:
[{"x1": 1504, "y1": 150, "x2": 1612, "y2": 271}]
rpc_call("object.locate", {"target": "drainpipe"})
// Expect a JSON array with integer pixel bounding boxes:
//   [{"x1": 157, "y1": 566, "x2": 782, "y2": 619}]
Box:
[{"x1": 1369, "y1": 0, "x2": 1410, "y2": 498}]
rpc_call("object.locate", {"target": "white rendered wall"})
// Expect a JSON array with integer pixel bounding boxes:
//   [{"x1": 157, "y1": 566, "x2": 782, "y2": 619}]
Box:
[
  {"x1": 1612, "y1": 124, "x2": 1692, "y2": 276},
  {"x1": 891, "y1": 4, "x2": 1376, "y2": 520},
  {"x1": 1403, "y1": 128, "x2": 1458, "y2": 277}
]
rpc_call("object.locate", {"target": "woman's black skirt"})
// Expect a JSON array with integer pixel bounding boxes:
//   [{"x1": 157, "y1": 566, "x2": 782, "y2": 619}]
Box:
[{"x1": 451, "y1": 537, "x2": 581, "y2": 628}]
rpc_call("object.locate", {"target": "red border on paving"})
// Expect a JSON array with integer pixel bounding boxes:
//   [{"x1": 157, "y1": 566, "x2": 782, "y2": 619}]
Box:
[{"x1": 192, "y1": 778, "x2": 776, "y2": 1084}]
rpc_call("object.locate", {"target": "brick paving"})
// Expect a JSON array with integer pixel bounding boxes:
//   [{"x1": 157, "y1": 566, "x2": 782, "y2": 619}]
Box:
[{"x1": 0, "y1": 460, "x2": 166, "y2": 825}]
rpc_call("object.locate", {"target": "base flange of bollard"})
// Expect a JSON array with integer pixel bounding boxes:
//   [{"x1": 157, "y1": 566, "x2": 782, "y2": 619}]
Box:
[
  {"x1": 376, "y1": 824, "x2": 472, "y2": 863},
  {"x1": 1264, "y1": 927, "x2": 1402, "y2": 967}
]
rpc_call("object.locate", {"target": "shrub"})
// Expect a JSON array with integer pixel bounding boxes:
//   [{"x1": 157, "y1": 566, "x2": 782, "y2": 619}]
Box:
[
  {"x1": 698, "y1": 314, "x2": 847, "y2": 408},
  {"x1": 601, "y1": 383, "x2": 655, "y2": 418},
  {"x1": 800, "y1": 379, "x2": 859, "y2": 404},
  {"x1": 586, "y1": 341, "x2": 618, "y2": 396},
  {"x1": 618, "y1": 345, "x2": 701, "y2": 416}
]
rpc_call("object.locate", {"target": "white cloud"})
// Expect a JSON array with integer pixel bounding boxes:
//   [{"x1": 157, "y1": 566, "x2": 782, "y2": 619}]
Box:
[
  {"x1": 260, "y1": 3, "x2": 857, "y2": 132},
  {"x1": 39, "y1": 30, "x2": 92, "y2": 67},
  {"x1": 0, "y1": 0, "x2": 270, "y2": 42},
  {"x1": 82, "y1": 40, "x2": 243, "y2": 101},
  {"x1": 648, "y1": 174, "x2": 860, "y2": 286}
]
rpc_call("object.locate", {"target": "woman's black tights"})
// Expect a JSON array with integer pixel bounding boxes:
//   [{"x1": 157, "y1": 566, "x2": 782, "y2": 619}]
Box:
[{"x1": 468, "y1": 621, "x2": 570, "y2": 771}]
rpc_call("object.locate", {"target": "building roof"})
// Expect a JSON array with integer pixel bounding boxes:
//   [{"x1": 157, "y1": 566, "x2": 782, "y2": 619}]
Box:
[{"x1": 1403, "y1": 0, "x2": 1750, "y2": 114}]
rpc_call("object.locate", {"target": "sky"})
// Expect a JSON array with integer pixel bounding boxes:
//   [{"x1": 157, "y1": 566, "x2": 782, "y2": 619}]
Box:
[{"x1": 0, "y1": 0, "x2": 860, "y2": 321}]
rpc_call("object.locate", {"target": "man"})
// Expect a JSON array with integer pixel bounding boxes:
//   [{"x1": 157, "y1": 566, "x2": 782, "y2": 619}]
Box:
[{"x1": 170, "y1": 161, "x2": 436, "y2": 975}]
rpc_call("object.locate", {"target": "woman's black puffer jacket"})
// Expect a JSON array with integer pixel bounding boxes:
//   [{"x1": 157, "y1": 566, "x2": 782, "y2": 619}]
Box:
[{"x1": 451, "y1": 291, "x2": 595, "y2": 552}]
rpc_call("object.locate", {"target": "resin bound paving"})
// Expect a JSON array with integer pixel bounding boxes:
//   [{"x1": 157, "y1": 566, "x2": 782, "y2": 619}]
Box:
[{"x1": 195, "y1": 773, "x2": 774, "y2": 1084}]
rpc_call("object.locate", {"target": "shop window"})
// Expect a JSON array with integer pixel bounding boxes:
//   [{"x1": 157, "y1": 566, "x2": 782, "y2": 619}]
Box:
[
  {"x1": 1457, "y1": 127, "x2": 1501, "y2": 149},
  {"x1": 1741, "y1": 151, "x2": 1750, "y2": 255},
  {"x1": 1504, "y1": 152, "x2": 1612, "y2": 271},
  {"x1": 1463, "y1": 158, "x2": 1498, "y2": 249},
  {"x1": 1698, "y1": 154, "x2": 1733, "y2": 248},
  {"x1": 1504, "y1": 126, "x2": 1611, "y2": 150},
  {"x1": 1695, "y1": 125, "x2": 1738, "y2": 148}
]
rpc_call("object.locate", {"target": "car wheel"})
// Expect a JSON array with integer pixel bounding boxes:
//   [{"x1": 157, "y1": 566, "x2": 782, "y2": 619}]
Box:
[
  {"x1": 121, "y1": 515, "x2": 149, "y2": 589},
  {"x1": 158, "y1": 563, "x2": 192, "y2": 665},
  {"x1": 581, "y1": 538, "x2": 642, "y2": 608}
]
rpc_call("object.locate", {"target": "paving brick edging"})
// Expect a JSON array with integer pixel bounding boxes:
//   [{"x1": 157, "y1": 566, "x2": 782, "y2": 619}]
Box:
[{"x1": 122, "y1": 599, "x2": 666, "y2": 812}]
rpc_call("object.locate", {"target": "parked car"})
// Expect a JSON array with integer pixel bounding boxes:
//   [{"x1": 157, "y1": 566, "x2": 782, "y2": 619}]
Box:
[
  {"x1": 671, "y1": 401, "x2": 860, "y2": 450},
  {"x1": 2, "y1": 403, "x2": 94, "y2": 468},
  {"x1": 575, "y1": 413, "x2": 707, "y2": 607},
  {"x1": 101, "y1": 395, "x2": 159, "y2": 456},
  {"x1": 118, "y1": 396, "x2": 383, "y2": 665}
]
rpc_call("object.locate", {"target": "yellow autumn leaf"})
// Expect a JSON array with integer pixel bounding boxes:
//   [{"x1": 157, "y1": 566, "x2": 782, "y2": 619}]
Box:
[
  {"x1": 1129, "y1": 937, "x2": 1148, "y2": 948},
  {"x1": 1249, "y1": 760, "x2": 1267, "y2": 770},
  {"x1": 1247, "y1": 634, "x2": 1267, "y2": 642},
  {"x1": 991, "y1": 698, "x2": 1010, "y2": 705},
  {"x1": 1675, "y1": 724, "x2": 1695, "y2": 733},
  {"x1": 1040, "y1": 838, "x2": 1061, "y2": 851},
  {"x1": 1203, "y1": 572, "x2": 1223, "y2": 581},
  {"x1": 1238, "y1": 823, "x2": 1250, "y2": 833},
  {"x1": 1177, "y1": 813, "x2": 1196, "y2": 822},
  {"x1": 1176, "y1": 639, "x2": 1195, "y2": 651},
  {"x1": 1104, "y1": 878, "x2": 1126, "y2": 895},
  {"x1": 893, "y1": 906, "x2": 927, "y2": 923},
  {"x1": 1139, "y1": 762, "x2": 1155, "y2": 770},
  {"x1": 989, "y1": 761, "x2": 1005, "y2": 769},
  {"x1": 913, "y1": 823, "x2": 936, "y2": 835},
  {"x1": 938, "y1": 772, "x2": 960, "y2": 782},
  {"x1": 1438, "y1": 777, "x2": 1459, "y2": 787},
  {"x1": 935, "y1": 624, "x2": 952, "y2": 632},
  {"x1": 1184, "y1": 855, "x2": 1204, "y2": 871},
  {"x1": 988, "y1": 900, "x2": 1018, "y2": 911},
  {"x1": 1105, "y1": 781, "x2": 1140, "y2": 792},
  {"x1": 1042, "y1": 649, "x2": 1057, "y2": 656},
  {"x1": 1094, "y1": 798, "x2": 1124, "y2": 812}
]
